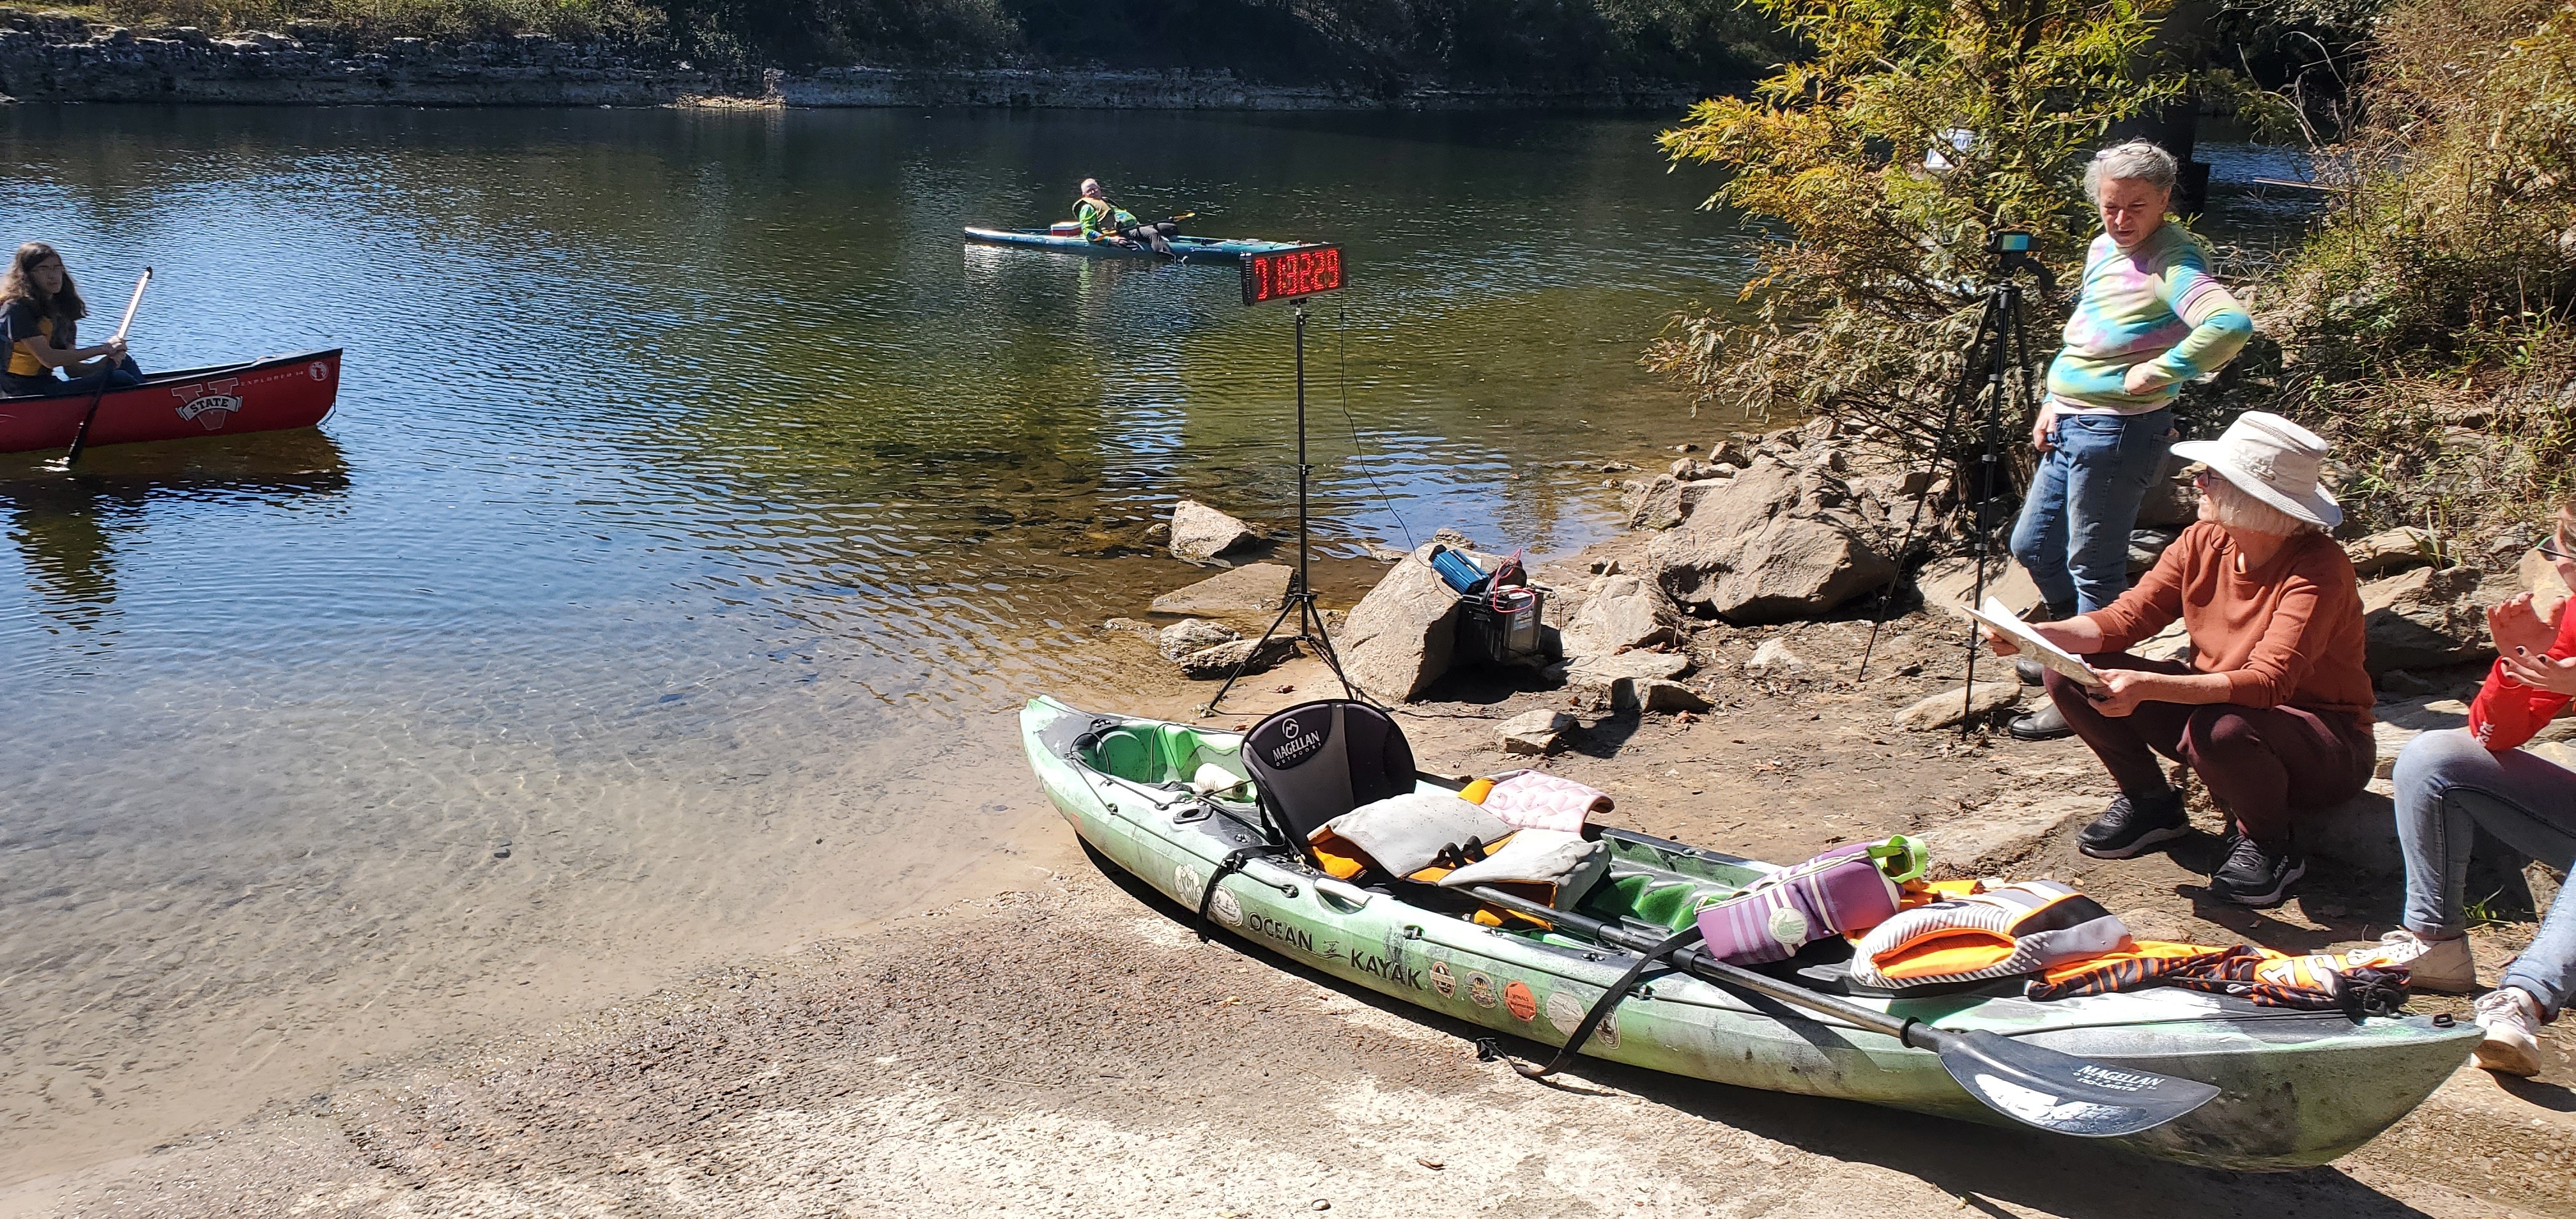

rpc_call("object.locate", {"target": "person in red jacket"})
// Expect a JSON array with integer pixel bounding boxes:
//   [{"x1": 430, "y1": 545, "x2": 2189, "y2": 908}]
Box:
[{"x1": 2357, "y1": 510, "x2": 2576, "y2": 1077}]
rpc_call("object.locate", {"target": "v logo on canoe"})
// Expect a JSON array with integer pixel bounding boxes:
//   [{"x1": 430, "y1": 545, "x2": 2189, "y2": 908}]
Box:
[{"x1": 172, "y1": 379, "x2": 242, "y2": 429}]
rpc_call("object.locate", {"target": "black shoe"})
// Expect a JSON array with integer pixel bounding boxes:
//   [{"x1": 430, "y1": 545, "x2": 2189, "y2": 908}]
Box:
[
  {"x1": 2014, "y1": 657, "x2": 2047, "y2": 687},
  {"x1": 2008, "y1": 700, "x2": 2074, "y2": 741},
  {"x1": 2207, "y1": 835, "x2": 2305, "y2": 908},
  {"x1": 2076, "y1": 789, "x2": 2189, "y2": 859}
]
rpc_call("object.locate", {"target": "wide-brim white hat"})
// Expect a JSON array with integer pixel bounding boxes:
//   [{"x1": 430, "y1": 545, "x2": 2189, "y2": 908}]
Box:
[{"x1": 2170, "y1": 410, "x2": 2342, "y2": 530}]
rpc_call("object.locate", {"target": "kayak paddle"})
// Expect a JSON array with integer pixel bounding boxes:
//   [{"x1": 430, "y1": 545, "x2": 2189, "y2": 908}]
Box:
[
  {"x1": 64, "y1": 266, "x2": 152, "y2": 467},
  {"x1": 1463, "y1": 884, "x2": 2220, "y2": 1139}
]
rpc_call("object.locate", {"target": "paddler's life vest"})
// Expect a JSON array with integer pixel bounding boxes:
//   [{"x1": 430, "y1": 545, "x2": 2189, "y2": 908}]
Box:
[
  {"x1": 1073, "y1": 196, "x2": 1135, "y2": 239},
  {"x1": 1848, "y1": 880, "x2": 2131, "y2": 990}
]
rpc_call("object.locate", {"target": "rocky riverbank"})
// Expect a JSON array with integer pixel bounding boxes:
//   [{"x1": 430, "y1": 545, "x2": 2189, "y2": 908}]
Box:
[{"x1": 0, "y1": 9, "x2": 1701, "y2": 107}]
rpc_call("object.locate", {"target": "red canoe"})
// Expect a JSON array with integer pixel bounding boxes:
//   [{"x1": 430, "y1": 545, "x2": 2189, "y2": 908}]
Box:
[{"x1": 0, "y1": 349, "x2": 342, "y2": 455}]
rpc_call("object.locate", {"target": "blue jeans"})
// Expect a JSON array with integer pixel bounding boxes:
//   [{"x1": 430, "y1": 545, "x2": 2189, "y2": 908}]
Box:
[
  {"x1": 3, "y1": 356, "x2": 143, "y2": 397},
  {"x1": 2009, "y1": 408, "x2": 2176, "y2": 613},
  {"x1": 2394, "y1": 728, "x2": 2576, "y2": 1019}
]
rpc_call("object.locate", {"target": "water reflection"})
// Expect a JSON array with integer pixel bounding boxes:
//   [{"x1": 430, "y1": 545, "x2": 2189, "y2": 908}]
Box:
[{"x1": 0, "y1": 430, "x2": 349, "y2": 634}]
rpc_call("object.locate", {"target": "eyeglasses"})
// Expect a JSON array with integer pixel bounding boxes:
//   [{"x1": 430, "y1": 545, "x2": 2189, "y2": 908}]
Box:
[{"x1": 2542, "y1": 526, "x2": 2576, "y2": 564}]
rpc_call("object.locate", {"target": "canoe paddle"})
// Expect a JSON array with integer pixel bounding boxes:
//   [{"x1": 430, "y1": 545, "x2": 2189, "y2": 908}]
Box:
[
  {"x1": 64, "y1": 267, "x2": 153, "y2": 467},
  {"x1": 1463, "y1": 884, "x2": 2220, "y2": 1139}
]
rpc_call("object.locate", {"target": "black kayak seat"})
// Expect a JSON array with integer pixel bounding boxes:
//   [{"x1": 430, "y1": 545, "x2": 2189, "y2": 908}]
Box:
[{"x1": 1239, "y1": 699, "x2": 1417, "y2": 853}]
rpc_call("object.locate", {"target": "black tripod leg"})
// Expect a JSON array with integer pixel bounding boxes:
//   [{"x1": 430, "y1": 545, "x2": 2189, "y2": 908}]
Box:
[
  {"x1": 1857, "y1": 290, "x2": 2008, "y2": 680},
  {"x1": 1201, "y1": 593, "x2": 1303, "y2": 717}
]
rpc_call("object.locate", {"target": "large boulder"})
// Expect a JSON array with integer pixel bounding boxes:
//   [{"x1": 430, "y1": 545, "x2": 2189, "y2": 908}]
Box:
[
  {"x1": 1151, "y1": 563, "x2": 1293, "y2": 616},
  {"x1": 1169, "y1": 499, "x2": 1261, "y2": 565},
  {"x1": 2360, "y1": 565, "x2": 2494, "y2": 673},
  {"x1": 1558, "y1": 574, "x2": 1682, "y2": 661},
  {"x1": 1648, "y1": 458, "x2": 1895, "y2": 624},
  {"x1": 2135, "y1": 460, "x2": 2198, "y2": 528},
  {"x1": 1337, "y1": 543, "x2": 1461, "y2": 703}
]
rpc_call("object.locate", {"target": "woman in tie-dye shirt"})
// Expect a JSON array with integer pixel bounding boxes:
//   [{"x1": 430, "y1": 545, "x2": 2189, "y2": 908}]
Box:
[{"x1": 2005, "y1": 139, "x2": 2255, "y2": 742}]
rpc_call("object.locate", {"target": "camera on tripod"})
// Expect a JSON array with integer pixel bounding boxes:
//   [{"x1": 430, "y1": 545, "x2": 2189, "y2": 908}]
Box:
[{"x1": 1987, "y1": 227, "x2": 2052, "y2": 288}]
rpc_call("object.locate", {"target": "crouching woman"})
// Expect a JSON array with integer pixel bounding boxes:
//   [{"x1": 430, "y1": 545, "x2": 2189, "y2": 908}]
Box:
[
  {"x1": 1988, "y1": 412, "x2": 2374, "y2": 908},
  {"x1": 2358, "y1": 504, "x2": 2576, "y2": 1077}
]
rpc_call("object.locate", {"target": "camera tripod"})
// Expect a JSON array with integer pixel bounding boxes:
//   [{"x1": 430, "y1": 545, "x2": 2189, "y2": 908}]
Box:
[
  {"x1": 1856, "y1": 233, "x2": 2057, "y2": 733},
  {"x1": 1202, "y1": 303, "x2": 1364, "y2": 716}
]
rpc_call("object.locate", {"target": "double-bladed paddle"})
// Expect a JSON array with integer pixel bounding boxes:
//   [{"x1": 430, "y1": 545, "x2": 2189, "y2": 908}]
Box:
[
  {"x1": 63, "y1": 266, "x2": 153, "y2": 467},
  {"x1": 1463, "y1": 884, "x2": 2220, "y2": 1139}
]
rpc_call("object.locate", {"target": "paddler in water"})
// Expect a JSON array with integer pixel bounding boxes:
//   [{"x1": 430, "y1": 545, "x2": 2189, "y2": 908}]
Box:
[
  {"x1": 1075, "y1": 178, "x2": 1177, "y2": 256},
  {"x1": 1, "y1": 242, "x2": 143, "y2": 397}
]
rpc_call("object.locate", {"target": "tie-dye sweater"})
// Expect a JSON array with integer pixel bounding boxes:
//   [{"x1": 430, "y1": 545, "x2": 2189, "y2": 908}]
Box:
[{"x1": 2045, "y1": 223, "x2": 2253, "y2": 415}]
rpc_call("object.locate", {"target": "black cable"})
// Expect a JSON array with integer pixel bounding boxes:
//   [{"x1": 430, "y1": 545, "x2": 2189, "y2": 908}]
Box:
[{"x1": 1333, "y1": 302, "x2": 1418, "y2": 552}]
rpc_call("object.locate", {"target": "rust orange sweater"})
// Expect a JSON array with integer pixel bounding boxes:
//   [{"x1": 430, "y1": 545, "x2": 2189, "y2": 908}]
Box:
[{"x1": 2087, "y1": 521, "x2": 2375, "y2": 726}]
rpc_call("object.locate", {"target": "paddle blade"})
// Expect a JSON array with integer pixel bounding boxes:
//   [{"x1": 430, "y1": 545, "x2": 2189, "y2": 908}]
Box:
[{"x1": 1933, "y1": 1030, "x2": 2220, "y2": 1138}]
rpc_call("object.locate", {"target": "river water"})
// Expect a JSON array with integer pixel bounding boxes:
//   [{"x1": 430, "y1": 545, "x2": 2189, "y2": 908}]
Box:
[
  {"x1": 0, "y1": 104, "x2": 1774, "y2": 1177},
  {"x1": 0, "y1": 105, "x2": 2313, "y2": 1179}
]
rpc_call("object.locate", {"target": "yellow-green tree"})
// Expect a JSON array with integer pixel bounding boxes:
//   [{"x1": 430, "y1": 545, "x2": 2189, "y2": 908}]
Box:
[{"x1": 1648, "y1": 0, "x2": 2182, "y2": 445}]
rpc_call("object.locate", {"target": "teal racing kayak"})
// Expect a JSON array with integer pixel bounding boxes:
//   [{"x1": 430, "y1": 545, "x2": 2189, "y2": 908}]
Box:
[
  {"x1": 1020, "y1": 695, "x2": 2479, "y2": 1171},
  {"x1": 962, "y1": 226, "x2": 1308, "y2": 264}
]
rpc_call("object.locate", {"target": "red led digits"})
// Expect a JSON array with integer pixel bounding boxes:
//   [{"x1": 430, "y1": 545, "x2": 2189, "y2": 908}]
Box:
[{"x1": 1240, "y1": 244, "x2": 1347, "y2": 307}]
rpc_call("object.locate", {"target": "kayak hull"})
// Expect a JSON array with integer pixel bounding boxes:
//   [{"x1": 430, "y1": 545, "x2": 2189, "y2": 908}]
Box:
[
  {"x1": 962, "y1": 226, "x2": 1307, "y2": 264},
  {"x1": 1020, "y1": 696, "x2": 2479, "y2": 1172},
  {"x1": 0, "y1": 349, "x2": 341, "y2": 454}
]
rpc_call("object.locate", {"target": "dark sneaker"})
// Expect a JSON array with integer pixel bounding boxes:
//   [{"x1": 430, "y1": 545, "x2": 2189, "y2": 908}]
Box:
[
  {"x1": 2008, "y1": 700, "x2": 2074, "y2": 742},
  {"x1": 2014, "y1": 657, "x2": 2047, "y2": 687},
  {"x1": 2207, "y1": 835, "x2": 2306, "y2": 908},
  {"x1": 2076, "y1": 789, "x2": 2188, "y2": 859}
]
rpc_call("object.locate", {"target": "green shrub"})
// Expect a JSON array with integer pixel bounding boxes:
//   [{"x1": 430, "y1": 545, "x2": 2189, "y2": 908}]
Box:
[
  {"x1": 1645, "y1": 0, "x2": 2182, "y2": 464},
  {"x1": 2261, "y1": 0, "x2": 2576, "y2": 531}
]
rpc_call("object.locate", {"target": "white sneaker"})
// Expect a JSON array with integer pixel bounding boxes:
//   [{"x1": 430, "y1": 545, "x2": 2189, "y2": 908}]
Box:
[
  {"x1": 2345, "y1": 929, "x2": 2477, "y2": 993},
  {"x1": 2473, "y1": 988, "x2": 2547, "y2": 1077}
]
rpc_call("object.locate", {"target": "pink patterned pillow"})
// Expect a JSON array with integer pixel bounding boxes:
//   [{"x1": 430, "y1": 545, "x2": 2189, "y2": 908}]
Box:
[{"x1": 1478, "y1": 770, "x2": 1613, "y2": 834}]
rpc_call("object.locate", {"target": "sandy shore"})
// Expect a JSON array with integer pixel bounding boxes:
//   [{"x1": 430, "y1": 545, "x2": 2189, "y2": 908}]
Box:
[{"x1": 10, "y1": 536, "x2": 2575, "y2": 1216}]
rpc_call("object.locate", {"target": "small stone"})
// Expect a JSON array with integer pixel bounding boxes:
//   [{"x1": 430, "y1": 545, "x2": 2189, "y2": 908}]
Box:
[
  {"x1": 1894, "y1": 682, "x2": 2021, "y2": 732},
  {"x1": 1416, "y1": 1156, "x2": 1445, "y2": 1170},
  {"x1": 1178, "y1": 636, "x2": 1297, "y2": 679},
  {"x1": 1498, "y1": 709, "x2": 1575, "y2": 755},
  {"x1": 1742, "y1": 638, "x2": 1805, "y2": 677},
  {"x1": 1312, "y1": 1203, "x2": 1331, "y2": 1212},
  {"x1": 1635, "y1": 678, "x2": 1711, "y2": 714},
  {"x1": 493, "y1": 843, "x2": 512, "y2": 859},
  {"x1": 1169, "y1": 499, "x2": 1261, "y2": 565},
  {"x1": 1158, "y1": 618, "x2": 1239, "y2": 661}
]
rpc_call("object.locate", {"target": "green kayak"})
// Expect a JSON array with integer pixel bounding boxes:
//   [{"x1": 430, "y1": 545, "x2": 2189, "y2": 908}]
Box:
[{"x1": 1020, "y1": 695, "x2": 2480, "y2": 1171}]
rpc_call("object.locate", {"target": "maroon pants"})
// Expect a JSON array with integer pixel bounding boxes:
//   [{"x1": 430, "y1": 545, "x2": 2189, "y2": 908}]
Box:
[{"x1": 2044, "y1": 654, "x2": 2375, "y2": 847}]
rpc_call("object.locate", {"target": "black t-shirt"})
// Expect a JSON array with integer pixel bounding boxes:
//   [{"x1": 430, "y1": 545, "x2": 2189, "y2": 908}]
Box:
[{"x1": 1, "y1": 301, "x2": 68, "y2": 371}]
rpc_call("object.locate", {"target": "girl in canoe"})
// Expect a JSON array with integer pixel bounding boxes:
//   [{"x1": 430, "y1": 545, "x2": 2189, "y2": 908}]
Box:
[
  {"x1": 1075, "y1": 179, "x2": 1177, "y2": 257},
  {"x1": 1, "y1": 241, "x2": 143, "y2": 398}
]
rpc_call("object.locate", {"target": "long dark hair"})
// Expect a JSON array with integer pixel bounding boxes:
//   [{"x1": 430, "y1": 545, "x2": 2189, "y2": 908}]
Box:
[{"x1": 0, "y1": 241, "x2": 88, "y2": 324}]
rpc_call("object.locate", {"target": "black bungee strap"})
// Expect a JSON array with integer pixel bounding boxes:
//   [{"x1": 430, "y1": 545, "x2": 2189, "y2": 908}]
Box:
[
  {"x1": 1195, "y1": 844, "x2": 1294, "y2": 942},
  {"x1": 1479, "y1": 920, "x2": 1707, "y2": 1081}
]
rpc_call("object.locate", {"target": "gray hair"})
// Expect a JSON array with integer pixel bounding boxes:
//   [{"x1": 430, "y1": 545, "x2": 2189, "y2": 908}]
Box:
[
  {"x1": 2083, "y1": 139, "x2": 2179, "y2": 203},
  {"x1": 2198, "y1": 475, "x2": 2319, "y2": 537}
]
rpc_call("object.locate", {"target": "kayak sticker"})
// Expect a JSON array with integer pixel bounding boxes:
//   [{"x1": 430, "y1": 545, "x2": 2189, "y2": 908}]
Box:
[
  {"x1": 1465, "y1": 972, "x2": 1496, "y2": 1008},
  {"x1": 1428, "y1": 961, "x2": 1456, "y2": 999},
  {"x1": 1174, "y1": 863, "x2": 1204, "y2": 901},
  {"x1": 309, "y1": 361, "x2": 330, "y2": 382},
  {"x1": 1209, "y1": 887, "x2": 1243, "y2": 928},
  {"x1": 1544, "y1": 989, "x2": 1620, "y2": 1048},
  {"x1": 1503, "y1": 980, "x2": 1537, "y2": 1023},
  {"x1": 171, "y1": 378, "x2": 241, "y2": 430},
  {"x1": 1545, "y1": 990, "x2": 1586, "y2": 1036}
]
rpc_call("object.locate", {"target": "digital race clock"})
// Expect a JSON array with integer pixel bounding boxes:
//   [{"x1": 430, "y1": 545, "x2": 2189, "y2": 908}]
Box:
[{"x1": 1241, "y1": 244, "x2": 1346, "y2": 307}]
